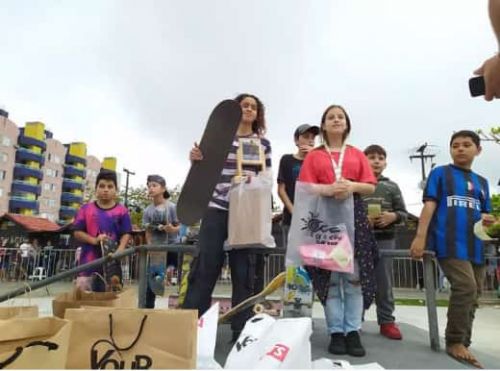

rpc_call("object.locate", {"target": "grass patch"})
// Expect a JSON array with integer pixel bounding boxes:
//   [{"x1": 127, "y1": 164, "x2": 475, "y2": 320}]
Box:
[{"x1": 395, "y1": 298, "x2": 449, "y2": 307}]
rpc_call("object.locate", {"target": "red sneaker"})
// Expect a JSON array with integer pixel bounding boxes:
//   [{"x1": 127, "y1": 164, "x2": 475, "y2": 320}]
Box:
[{"x1": 380, "y1": 323, "x2": 402, "y2": 340}]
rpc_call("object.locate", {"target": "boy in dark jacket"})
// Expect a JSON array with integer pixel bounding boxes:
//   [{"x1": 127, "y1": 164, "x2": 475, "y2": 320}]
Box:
[{"x1": 363, "y1": 144, "x2": 408, "y2": 340}]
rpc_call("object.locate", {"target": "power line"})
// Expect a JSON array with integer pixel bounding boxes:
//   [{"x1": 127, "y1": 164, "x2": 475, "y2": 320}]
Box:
[
  {"x1": 123, "y1": 168, "x2": 135, "y2": 208},
  {"x1": 409, "y1": 143, "x2": 437, "y2": 184}
]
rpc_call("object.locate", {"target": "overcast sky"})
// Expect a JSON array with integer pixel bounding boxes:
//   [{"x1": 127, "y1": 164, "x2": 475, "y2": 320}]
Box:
[{"x1": 1, "y1": 0, "x2": 499, "y2": 214}]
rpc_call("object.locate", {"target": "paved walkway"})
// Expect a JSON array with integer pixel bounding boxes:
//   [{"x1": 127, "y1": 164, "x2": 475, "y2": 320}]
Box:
[{"x1": 1, "y1": 282, "x2": 499, "y2": 369}]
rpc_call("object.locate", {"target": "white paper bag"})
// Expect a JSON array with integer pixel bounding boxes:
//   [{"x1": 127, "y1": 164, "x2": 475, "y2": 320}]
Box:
[
  {"x1": 226, "y1": 170, "x2": 276, "y2": 249},
  {"x1": 197, "y1": 303, "x2": 222, "y2": 369},
  {"x1": 225, "y1": 314, "x2": 312, "y2": 369}
]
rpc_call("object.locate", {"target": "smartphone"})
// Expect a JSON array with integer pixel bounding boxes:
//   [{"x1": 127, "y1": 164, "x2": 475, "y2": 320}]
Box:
[{"x1": 469, "y1": 76, "x2": 485, "y2": 97}]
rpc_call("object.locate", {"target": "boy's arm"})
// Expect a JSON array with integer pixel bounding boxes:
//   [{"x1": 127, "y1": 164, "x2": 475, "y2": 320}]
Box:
[
  {"x1": 144, "y1": 230, "x2": 152, "y2": 244},
  {"x1": 117, "y1": 233, "x2": 131, "y2": 252},
  {"x1": 164, "y1": 204, "x2": 180, "y2": 234},
  {"x1": 164, "y1": 225, "x2": 180, "y2": 234},
  {"x1": 278, "y1": 183, "x2": 294, "y2": 214},
  {"x1": 481, "y1": 213, "x2": 496, "y2": 226},
  {"x1": 410, "y1": 201, "x2": 437, "y2": 259},
  {"x1": 391, "y1": 183, "x2": 408, "y2": 224},
  {"x1": 142, "y1": 209, "x2": 152, "y2": 244},
  {"x1": 116, "y1": 210, "x2": 133, "y2": 251},
  {"x1": 73, "y1": 231, "x2": 104, "y2": 246}
]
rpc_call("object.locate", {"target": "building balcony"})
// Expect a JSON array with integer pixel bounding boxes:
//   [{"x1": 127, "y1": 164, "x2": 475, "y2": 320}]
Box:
[
  {"x1": 64, "y1": 164, "x2": 86, "y2": 178},
  {"x1": 9, "y1": 197, "x2": 39, "y2": 212},
  {"x1": 61, "y1": 192, "x2": 83, "y2": 204},
  {"x1": 13, "y1": 163, "x2": 44, "y2": 180},
  {"x1": 15, "y1": 147, "x2": 45, "y2": 166},
  {"x1": 59, "y1": 206, "x2": 77, "y2": 219},
  {"x1": 11, "y1": 180, "x2": 42, "y2": 196},
  {"x1": 62, "y1": 178, "x2": 85, "y2": 191},
  {"x1": 17, "y1": 134, "x2": 47, "y2": 151},
  {"x1": 65, "y1": 154, "x2": 87, "y2": 166}
]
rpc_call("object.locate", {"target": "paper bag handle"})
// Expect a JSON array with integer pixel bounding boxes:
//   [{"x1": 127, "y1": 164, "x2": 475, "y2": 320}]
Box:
[
  {"x1": 91, "y1": 313, "x2": 148, "y2": 356},
  {"x1": 0, "y1": 341, "x2": 58, "y2": 369}
]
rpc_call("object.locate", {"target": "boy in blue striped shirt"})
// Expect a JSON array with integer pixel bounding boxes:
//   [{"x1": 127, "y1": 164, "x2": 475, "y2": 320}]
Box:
[{"x1": 410, "y1": 130, "x2": 495, "y2": 368}]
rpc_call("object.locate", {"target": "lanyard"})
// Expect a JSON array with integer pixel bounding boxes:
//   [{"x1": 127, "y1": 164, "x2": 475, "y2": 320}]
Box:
[{"x1": 325, "y1": 144, "x2": 346, "y2": 182}]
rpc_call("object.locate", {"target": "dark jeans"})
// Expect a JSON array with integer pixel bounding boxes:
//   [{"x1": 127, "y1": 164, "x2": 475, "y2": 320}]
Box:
[
  {"x1": 145, "y1": 285, "x2": 156, "y2": 308},
  {"x1": 375, "y1": 238, "x2": 396, "y2": 324},
  {"x1": 281, "y1": 224, "x2": 290, "y2": 249},
  {"x1": 182, "y1": 208, "x2": 260, "y2": 332},
  {"x1": 439, "y1": 258, "x2": 485, "y2": 347}
]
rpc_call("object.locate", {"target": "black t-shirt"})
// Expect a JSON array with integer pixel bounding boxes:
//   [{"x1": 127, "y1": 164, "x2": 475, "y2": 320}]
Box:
[{"x1": 277, "y1": 154, "x2": 304, "y2": 226}]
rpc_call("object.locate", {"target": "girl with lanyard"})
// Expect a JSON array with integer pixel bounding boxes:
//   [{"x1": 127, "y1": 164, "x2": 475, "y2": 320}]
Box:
[
  {"x1": 298, "y1": 104, "x2": 378, "y2": 357},
  {"x1": 182, "y1": 93, "x2": 272, "y2": 342}
]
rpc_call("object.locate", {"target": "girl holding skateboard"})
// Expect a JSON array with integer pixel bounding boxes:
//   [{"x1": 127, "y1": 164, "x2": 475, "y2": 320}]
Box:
[
  {"x1": 182, "y1": 93, "x2": 272, "y2": 342},
  {"x1": 298, "y1": 104, "x2": 378, "y2": 357}
]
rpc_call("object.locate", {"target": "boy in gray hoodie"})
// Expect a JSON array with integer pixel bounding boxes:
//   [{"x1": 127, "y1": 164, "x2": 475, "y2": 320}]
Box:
[{"x1": 363, "y1": 144, "x2": 408, "y2": 340}]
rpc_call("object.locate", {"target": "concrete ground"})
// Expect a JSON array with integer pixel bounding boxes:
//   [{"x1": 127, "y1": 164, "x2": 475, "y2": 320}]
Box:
[{"x1": 1, "y1": 281, "x2": 499, "y2": 369}]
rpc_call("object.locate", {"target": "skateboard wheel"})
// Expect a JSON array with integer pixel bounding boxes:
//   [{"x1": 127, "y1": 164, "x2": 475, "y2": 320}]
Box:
[{"x1": 253, "y1": 303, "x2": 264, "y2": 314}]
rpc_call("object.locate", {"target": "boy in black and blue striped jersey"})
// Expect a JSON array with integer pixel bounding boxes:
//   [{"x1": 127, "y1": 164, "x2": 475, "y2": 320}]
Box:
[{"x1": 410, "y1": 130, "x2": 495, "y2": 368}]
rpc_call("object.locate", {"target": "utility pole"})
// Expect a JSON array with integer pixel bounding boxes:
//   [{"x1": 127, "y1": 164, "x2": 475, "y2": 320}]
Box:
[
  {"x1": 123, "y1": 168, "x2": 135, "y2": 208},
  {"x1": 409, "y1": 143, "x2": 436, "y2": 183}
]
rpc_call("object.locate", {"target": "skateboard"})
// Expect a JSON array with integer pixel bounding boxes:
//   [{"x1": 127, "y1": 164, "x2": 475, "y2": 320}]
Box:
[
  {"x1": 218, "y1": 272, "x2": 286, "y2": 324},
  {"x1": 177, "y1": 100, "x2": 241, "y2": 225},
  {"x1": 283, "y1": 265, "x2": 313, "y2": 318},
  {"x1": 144, "y1": 223, "x2": 168, "y2": 296},
  {"x1": 99, "y1": 240, "x2": 123, "y2": 292}
]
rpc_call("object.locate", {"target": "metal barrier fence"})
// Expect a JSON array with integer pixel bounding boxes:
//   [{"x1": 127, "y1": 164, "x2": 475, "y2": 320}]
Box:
[
  {"x1": 235, "y1": 252, "x2": 500, "y2": 294},
  {"x1": 2, "y1": 247, "x2": 499, "y2": 296},
  {"x1": 0, "y1": 248, "x2": 77, "y2": 282},
  {"x1": 0, "y1": 248, "x2": 138, "y2": 285},
  {"x1": 0, "y1": 245, "x2": 444, "y2": 350}
]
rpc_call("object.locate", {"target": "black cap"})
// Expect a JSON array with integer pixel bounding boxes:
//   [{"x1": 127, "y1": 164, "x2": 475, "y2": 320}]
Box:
[
  {"x1": 147, "y1": 175, "x2": 170, "y2": 199},
  {"x1": 147, "y1": 174, "x2": 166, "y2": 187},
  {"x1": 294, "y1": 124, "x2": 320, "y2": 139}
]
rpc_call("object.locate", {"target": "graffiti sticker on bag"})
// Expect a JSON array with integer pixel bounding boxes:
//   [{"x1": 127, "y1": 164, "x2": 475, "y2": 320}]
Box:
[{"x1": 264, "y1": 344, "x2": 290, "y2": 362}]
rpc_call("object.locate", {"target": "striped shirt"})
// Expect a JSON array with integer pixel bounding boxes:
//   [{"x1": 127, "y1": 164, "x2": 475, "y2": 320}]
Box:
[
  {"x1": 208, "y1": 133, "x2": 272, "y2": 210},
  {"x1": 424, "y1": 164, "x2": 491, "y2": 264}
]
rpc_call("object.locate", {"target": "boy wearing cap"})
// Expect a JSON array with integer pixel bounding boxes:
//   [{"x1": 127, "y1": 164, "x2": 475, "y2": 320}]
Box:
[
  {"x1": 277, "y1": 124, "x2": 319, "y2": 246},
  {"x1": 142, "y1": 174, "x2": 180, "y2": 308}
]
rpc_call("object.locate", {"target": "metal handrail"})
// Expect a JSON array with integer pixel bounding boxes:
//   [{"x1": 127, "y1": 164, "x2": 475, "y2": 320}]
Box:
[
  {"x1": 0, "y1": 244, "x2": 198, "y2": 306},
  {"x1": 379, "y1": 249, "x2": 439, "y2": 351},
  {"x1": 0, "y1": 245, "x2": 441, "y2": 351}
]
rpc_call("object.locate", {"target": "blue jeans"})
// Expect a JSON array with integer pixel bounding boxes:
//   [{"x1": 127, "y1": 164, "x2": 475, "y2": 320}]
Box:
[{"x1": 324, "y1": 261, "x2": 362, "y2": 334}]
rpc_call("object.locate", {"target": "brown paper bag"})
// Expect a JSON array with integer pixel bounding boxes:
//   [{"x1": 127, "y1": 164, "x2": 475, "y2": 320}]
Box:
[
  {"x1": 52, "y1": 286, "x2": 137, "y2": 318},
  {"x1": 0, "y1": 317, "x2": 71, "y2": 369},
  {"x1": 0, "y1": 306, "x2": 38, "y2": 319},
  {"x1": 65, "y1": 307, "x2": 198, "y2": 369}
]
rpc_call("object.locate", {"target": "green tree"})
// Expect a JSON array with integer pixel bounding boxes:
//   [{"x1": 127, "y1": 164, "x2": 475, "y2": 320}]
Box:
[
  {"x1": 83, "y1": 184, "x2": 95, "y2": 203},
  {"x1": 119, "y1": 186, "x2": 150, "y2": 210},
  {"x1": 477, "y1": 126, "x2": 500, "y2": 144},
  {"x1": 168, "y1": 184, "x2": 182, "y2": 204},
  {"x1": 119, "y1": 186, "x2": 150, "y2": 227},
  {"x1": 491, "y1": 194, "x2": 500, "y2": 217},
  {"x1": 120, "y1": 185, "x2": 183, "y2": 227}
]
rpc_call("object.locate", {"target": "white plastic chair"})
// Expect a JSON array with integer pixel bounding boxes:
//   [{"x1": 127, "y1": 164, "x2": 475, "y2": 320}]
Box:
[{"x1": 29, "y1": 267, "x2": 46, "y2": 281}]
